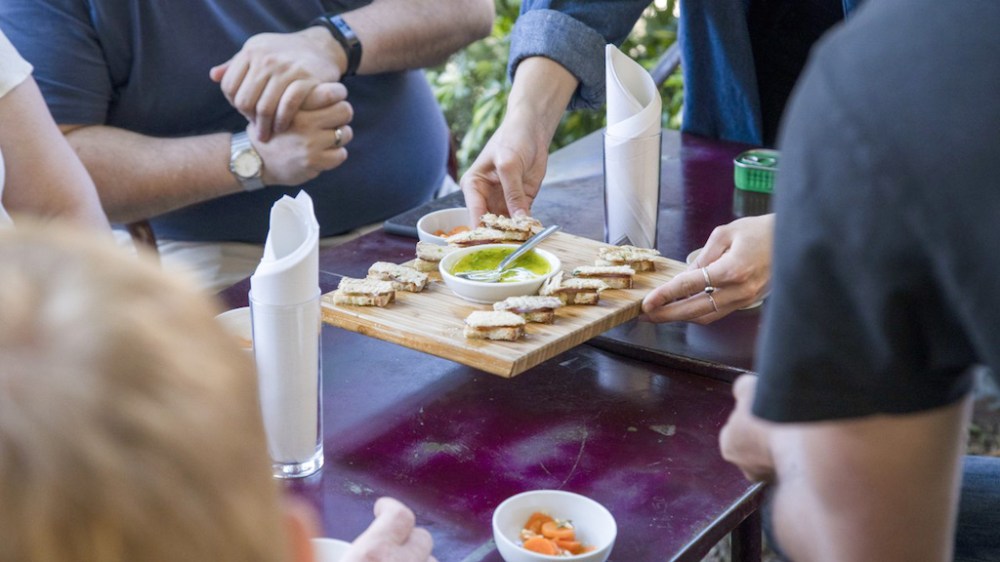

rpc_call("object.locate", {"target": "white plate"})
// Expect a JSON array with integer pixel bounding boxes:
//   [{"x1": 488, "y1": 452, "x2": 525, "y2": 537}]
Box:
[{"x1": 311, "y1": 538, "x2": 351, "y2": 562}]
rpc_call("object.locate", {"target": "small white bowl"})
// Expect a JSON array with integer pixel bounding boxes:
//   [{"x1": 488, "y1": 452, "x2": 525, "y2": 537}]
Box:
[
  {"x1": 215, "y1": 306, "x2": 253, "y2": 351},
  {"x1": 439, "y1": 244, "x2": 561, "y2": 304},
  {"x1": 493, "y1": 490, "x2": 617, "y2": 562},
  {"x1": 311, "y1": 538, "x2": 351, "y2": 562},
  {"x1": 416, "y1": 207, "x2": 475, "y2": 245}
]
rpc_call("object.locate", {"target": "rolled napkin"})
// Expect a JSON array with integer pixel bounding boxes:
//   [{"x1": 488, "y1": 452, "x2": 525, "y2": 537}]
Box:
[
  {"x1": 604, "y1": 44, "x2": 662, "y2": 249},
  {"x1": 250, "y1": 191, "x2": 323, "y2": 469},
  {"x1": 250, "y1": 191, "x2": 320, "y2": 305}
]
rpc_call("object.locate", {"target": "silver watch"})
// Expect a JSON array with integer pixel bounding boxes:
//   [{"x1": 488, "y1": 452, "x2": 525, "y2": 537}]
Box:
[{"x1": 229, "y1": 131, "x2": 265, "y2": 192}]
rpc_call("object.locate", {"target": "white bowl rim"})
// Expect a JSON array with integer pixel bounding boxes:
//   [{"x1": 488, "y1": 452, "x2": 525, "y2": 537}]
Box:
[
  {"x1": 492, "y1": 489, "x2": 617, "y2": 559},
  {"x1": 416, "y1": 207, "x2": 474, "y2": 245}
]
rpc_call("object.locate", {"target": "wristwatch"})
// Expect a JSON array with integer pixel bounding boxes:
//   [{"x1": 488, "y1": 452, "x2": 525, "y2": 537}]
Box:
[
  {"x1": 312, "y1": 13, "x2": 362, "y2": 77},
  {"x1": 229, "y1": 131, "x2": 265, "y2": 192}
]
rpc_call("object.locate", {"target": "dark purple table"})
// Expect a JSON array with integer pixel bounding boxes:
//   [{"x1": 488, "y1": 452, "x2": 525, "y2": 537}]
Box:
[{"x1": 220, "y1": 129, "x2": 768, "y2": 561}]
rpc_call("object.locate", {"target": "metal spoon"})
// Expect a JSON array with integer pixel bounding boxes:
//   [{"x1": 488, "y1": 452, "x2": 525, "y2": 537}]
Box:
[{"x1": 455, "y1": 224, "x2": 560, "y2": 282}]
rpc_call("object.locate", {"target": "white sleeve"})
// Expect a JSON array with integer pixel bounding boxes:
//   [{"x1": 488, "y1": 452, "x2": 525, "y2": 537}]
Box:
[{"x1": 0, "y1": 28, "x2": 31, "y2": 99}]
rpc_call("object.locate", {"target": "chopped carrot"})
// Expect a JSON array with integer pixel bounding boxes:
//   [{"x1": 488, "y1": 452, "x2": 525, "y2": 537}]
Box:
[
  {"x1": 555, "y1": 539, "x2": 583, "y2": 554},
  {"x1": 524, "y1": 512, "x2": 554, "y2": 535},
  {"x1": 520, "y1": 512, "x2": 593, "y2": 556},
  {"x1": 541, "y1": 520, "x2": 575, "y2": 540},
  {"x1": 523, "y1": 536, "x2": 559, "y2": 555},
  {"x1": 433, "y1": 225, "x2": 471, "y2": 237}
]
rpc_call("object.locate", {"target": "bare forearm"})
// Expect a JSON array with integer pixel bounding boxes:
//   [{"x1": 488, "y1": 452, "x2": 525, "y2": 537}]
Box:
[
  {"x1": 61, "y1": 125, "x2": 238, "y2": 224},
  {"x1": 768, "y1": 400, "x2": 970, "y2": 561},
  {"x1": 344, "y1": 0, "x2": 493, "y2": 74},
  {"x1": 506, "y1": 56, "x2": 579, "y2": 145},
  {"x1": 0, "y1": 79, "x2": 109, "y2": 230}
]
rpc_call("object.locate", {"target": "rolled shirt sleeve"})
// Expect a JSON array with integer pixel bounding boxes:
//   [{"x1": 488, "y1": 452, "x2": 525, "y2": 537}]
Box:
[{"x1": 509, "y1": 1, "x2": 649, "y2": 110}]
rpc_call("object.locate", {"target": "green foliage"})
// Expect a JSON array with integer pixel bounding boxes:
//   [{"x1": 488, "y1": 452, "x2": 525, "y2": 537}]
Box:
[{"x1": 427, "y1": 0, "x2": 683, "y2": 174}]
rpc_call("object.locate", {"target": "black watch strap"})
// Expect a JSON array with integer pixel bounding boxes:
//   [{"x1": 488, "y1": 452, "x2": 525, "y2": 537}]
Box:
[{"x1": 312, "y1": 14, "x2": 362, "y2": 77}]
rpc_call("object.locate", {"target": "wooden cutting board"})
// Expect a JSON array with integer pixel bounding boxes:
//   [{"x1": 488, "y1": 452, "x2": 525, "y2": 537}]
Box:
[{"x1": 321, "y1": 232, "x2": 686, "y2": 377}]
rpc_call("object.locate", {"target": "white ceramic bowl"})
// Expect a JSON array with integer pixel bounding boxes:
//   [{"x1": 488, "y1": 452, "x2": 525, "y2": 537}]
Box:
[
  {"x1": 215, "y1": 306, "x2": 253, "y2": 351},
  {"x1": 492, "y1": 490, "x2": 617, "y2": 562},
  {"x1": 439, "y1": 244, "x2": 561, "y2": 304},
  {"x1": 311, "y1": 538, "x2": 351, "y2": 562},
  {"x1": 416, "y1": 207, "x2": 475, "y2": 245}
]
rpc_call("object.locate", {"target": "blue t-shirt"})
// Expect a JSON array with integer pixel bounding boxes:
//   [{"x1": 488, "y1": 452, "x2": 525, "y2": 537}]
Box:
[{"x1": 0, "y1": 0, "x2": 448, "y2": 243}]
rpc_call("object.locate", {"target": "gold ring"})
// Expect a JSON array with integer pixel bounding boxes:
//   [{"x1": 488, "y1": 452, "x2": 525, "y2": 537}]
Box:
[
  {"x1": 706, "y1": 291, "x2": 719, "y2": 313},
  {"x1": 701, "y1": 267, "x2": 715, "y2": 294},
  {"x1": 333, "y1": 127, "x2": 344, "y2": 148}
]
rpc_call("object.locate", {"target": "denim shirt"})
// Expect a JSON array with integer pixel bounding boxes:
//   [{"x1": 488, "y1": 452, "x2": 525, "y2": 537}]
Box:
[{"x1": 510, "y1": 0, "x2": 862, "y2": 145}]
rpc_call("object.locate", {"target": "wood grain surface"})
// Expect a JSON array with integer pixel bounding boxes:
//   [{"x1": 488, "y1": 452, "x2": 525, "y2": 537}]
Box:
[{"x1": 321, "y1": 232, "x2": 685, "y2": 377}]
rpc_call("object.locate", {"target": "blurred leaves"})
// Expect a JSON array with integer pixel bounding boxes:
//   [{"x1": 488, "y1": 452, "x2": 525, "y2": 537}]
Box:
[{"x1": 427, "y1": 0, "x2": 682, "y2": 174}]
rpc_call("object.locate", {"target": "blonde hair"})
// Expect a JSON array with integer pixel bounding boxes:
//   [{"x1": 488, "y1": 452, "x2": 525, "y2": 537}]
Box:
[{"x1": 0, "y1": 224, "x2": 285, "y2": 562}]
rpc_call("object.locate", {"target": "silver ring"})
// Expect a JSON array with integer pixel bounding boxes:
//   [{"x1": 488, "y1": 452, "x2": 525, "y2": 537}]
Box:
[
  {"x1": 701, "y1": 267, "x2": 715, "y2": 294},
  {"x1": 706, "y1": 291, "x2": 719, "y2": 313},
  {"x1": 333, "y1": 127, "x2": 344, "y2": 148}
]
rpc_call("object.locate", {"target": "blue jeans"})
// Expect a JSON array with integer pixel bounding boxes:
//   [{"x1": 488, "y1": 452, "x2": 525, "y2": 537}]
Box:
[
  {"x1": 955, "y1": 455, "x2": 1000, "y2": 562},
  {"x1": 678, "y1": 0, "x2": 863, "y2": 145}
]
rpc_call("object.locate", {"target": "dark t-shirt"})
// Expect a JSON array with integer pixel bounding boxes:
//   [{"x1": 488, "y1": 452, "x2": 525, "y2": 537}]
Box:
[
  {"x1": 0, "y1": 0, "x2": 447, "y2": 243},
  {"x1": 753, "y1": 0, "x2": 1000, "y2": 422}
]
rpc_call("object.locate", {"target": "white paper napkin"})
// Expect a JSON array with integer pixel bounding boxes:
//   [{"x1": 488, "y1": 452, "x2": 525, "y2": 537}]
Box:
[
  {"x1": 250, "y1": 191, "x2": 322, "y2": 465},
  {"x1": 606, "y1": 44, "x2": 661, "y2": 140},
  {"x1": 250, "y1": 191, "x2": 320, "y2": 305},
  {"x1": 604, "y1": 44, "x2": 661, "y2": 249}
]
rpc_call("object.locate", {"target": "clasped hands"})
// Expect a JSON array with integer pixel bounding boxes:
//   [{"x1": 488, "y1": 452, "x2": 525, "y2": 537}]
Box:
[{"x1": 210, "y1": 27, "x2": 354, "y2": 186}]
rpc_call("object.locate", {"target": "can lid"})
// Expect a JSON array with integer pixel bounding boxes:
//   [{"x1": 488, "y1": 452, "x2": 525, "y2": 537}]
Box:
[{"x1": 734, "y1": 149, "x2": 779, "y2": 193}]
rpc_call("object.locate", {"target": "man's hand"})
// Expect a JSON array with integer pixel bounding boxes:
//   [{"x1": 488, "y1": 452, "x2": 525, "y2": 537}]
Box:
[
  {"x1": 641, "y1": 214, "x2": 774, "y2": 323},
  {"x1": 460, "y1": 114, "x2": 549, "y2": 223},
  {"x1": 719, "y1": 374, "x2": 776, "y2": 482},
  {"x1": 210, "y1": 27, "x2": 346, "y2": 142},
  {"x1": 344, "y1": 497, "x2": 437, "y2": 562},
  {"x1": 252, "y1": 82, "x2": 353, "y2": 187}
]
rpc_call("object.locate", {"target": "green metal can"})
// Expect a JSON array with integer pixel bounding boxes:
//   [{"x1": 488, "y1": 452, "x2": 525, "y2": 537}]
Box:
[
  {"x1": 733, "y1": 149, "x2": 779, "y2": 194},
  {"x1": 732, "y1": 149, "x2": 778, "y2": 217}
]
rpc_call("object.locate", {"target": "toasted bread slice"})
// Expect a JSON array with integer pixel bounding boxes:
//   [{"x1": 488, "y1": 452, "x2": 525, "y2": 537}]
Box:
[
  {"x1": 572, "y1": 265, "x2": 636, "y2": 289},
  {"x1": 596, "y1": 245, "x2": 660, "y2": 272},
  {"x1": 463, "y1": 310, "x2": 526, "y2": 341},
  {"x1": 445, "y1": 227, "x2": 524, "y2": 247},
  {"x1": 493, "y1": 295, "x2": 564, "y2": 324},
  {"x1": 367, "y1": 261, "x2": 428, "y2": 292},
  {"x1": 332, "y1": 277, "x2": 395, "y2": 307},
  {"x1": 540, "y1": 271, "x2": 608, "y2": 305},
  {"x1": 413, "y1": 241, "x2": 453, "y2": 272},
  {"x1": 478, "y1": 213, "x2": 543, "y2": 241}
]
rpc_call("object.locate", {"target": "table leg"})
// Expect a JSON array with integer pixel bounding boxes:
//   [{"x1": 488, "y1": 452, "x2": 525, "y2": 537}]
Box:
[{"x1": 730, "y1": 509, "x2": 762, "y2": 562}]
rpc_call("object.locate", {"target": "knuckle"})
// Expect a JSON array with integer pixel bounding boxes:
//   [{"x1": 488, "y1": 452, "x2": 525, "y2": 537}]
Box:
[
  {"x1": 256, "y1": 99, "x2": 273, "y2": 116},
  {"x1": 495, "y1": 155, "x2": 521, "y2": 175}
]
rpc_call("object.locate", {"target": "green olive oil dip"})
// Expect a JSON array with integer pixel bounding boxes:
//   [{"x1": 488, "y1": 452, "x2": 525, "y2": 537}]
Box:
[{"x1": 450, "y1": 248, "x2": 550, "y2": 283}]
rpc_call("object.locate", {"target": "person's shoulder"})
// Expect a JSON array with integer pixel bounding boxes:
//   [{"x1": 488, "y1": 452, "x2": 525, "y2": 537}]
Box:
[
  {"x1": 798, "y1": 0, "x2": 1000, "y2": 181},
  {"x1": 812, "y1": 0, "x2": 999, "y2": 90}
]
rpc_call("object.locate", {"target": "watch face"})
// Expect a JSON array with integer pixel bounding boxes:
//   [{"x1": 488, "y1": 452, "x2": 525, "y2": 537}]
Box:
[{"x1": 233, "y1": 150, "x2": 262, "y2": 178}]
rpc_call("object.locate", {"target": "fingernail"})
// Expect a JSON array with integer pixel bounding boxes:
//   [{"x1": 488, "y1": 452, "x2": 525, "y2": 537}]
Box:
[{"x1": 512, "y1": 209, "x2": 527, "y2": 219}]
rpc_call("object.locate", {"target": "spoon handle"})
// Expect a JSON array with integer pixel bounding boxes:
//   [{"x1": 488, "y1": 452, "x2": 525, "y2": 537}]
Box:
[{"x1": 497, "y1": 224, "x2": 560, "y2": 271}]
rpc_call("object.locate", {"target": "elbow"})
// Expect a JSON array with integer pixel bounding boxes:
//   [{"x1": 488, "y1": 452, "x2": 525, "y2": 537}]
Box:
[{"x1": 465, "y1": 0, "x2": 495, "y2": 42}]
